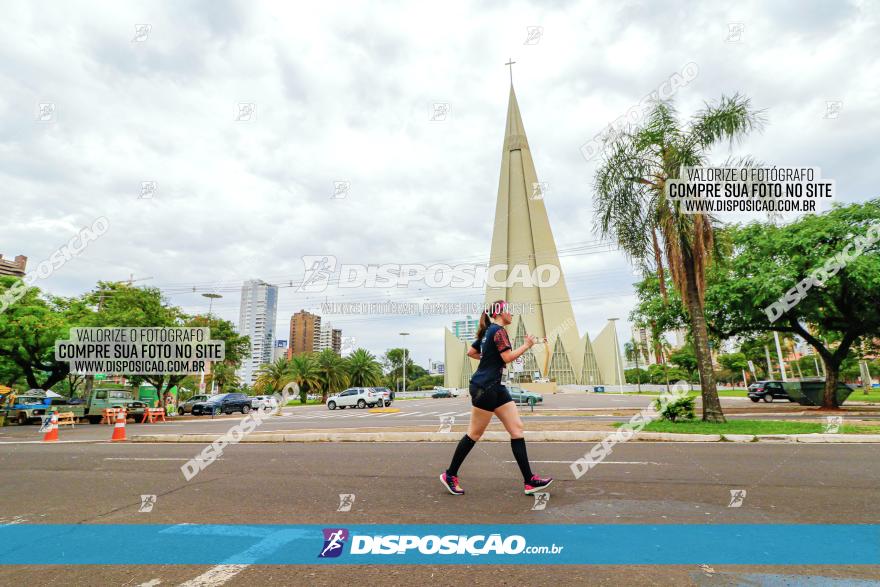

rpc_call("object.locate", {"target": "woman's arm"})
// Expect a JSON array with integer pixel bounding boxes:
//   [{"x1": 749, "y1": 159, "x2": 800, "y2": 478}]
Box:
[
  {"x1": 466, "y1": 347, "x2": 481, "y2": 360},
  {"x1": 501, "y1": 335, "x2": 536, "y2": 364}
]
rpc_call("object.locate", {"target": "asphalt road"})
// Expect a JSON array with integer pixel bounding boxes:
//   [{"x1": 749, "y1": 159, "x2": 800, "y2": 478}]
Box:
[
  {"x1": 4, "y1": 395, "x2": 876, "y2": 443},
  {"x1": 1, "y1": 441, "x2": 878, "y2": 585}
]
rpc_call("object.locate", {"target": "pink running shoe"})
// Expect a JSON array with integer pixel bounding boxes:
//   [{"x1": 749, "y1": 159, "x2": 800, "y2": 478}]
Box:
[
  {"x1": 440, "y1": 472, "x2": 465, "y2": 495},
  {"x1": 524, "y1": 474, "x2": 553, "y2": 495}
]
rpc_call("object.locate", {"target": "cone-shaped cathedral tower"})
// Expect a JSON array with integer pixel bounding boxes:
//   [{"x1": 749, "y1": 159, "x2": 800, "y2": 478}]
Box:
[{"x1": 443, "y1": 81, "x2": 624, "y2": 389}]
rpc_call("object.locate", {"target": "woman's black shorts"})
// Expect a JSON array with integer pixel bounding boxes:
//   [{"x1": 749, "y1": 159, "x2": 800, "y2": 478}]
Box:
[{"x1": 469, "y1": 383, "x2": 513, "y2": 411}]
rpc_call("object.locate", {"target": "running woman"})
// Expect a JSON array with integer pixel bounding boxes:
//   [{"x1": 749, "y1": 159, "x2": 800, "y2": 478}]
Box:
[{"x1": 440, "y1": 300, "x2": 553, "y2": 496}]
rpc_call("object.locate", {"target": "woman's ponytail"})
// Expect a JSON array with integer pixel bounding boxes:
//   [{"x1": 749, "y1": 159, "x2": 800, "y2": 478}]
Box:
[
  {"x1": 475, "y1": 310, "x2": 491, "y2": 342},
  {"x1": 474, "y1": 299, "x2": 506, "y2": 343}
]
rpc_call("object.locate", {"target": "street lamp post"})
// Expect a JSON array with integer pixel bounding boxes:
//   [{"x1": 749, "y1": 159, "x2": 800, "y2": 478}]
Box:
[
  {"x1": 201, "y1": 293, "x2": 223, "y2": 394},
  {"x1": 201, "y1": 293, "x2": 223, "y2": 318},
  {"x1": 399, "y1": 332, "x2": 410, "y2": 394}
]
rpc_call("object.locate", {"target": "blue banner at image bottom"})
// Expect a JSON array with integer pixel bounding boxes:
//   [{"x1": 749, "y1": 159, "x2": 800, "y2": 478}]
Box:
[{"x1": 0, "y1": 524, "x2": 877, "y2": 565}]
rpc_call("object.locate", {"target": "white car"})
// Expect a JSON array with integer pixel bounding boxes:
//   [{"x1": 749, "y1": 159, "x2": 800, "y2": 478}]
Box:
[
  {"x1": 250, "y1": 395, "x2": 278, "y2": 411},
  {"x1": 327, "y1": 388, "x2": 382, "y2": 410}
]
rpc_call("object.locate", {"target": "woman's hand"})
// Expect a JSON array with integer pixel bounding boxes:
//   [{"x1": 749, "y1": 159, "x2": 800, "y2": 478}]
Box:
[{"x1": 524, "y1": 334, "x2": 537, "y2": 348}]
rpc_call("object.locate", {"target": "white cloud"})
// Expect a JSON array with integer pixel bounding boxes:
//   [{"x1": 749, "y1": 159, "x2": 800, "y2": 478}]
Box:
[{"x1": 1, "y1": 0, "x2": 876, "y2": 366}]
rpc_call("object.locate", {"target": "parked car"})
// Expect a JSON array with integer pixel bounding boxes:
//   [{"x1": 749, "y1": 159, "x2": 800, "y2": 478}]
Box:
[
  {"x1": 431, "y1": 389, "x2": 452, "y2": 398},
  {"x1": 250, "y1": 395, "x2": 278, "y2": 411},
  {"x1": 178, "y1": 394, "x2": 210, "y2": 415},
  {"x1": 748, "y1": 381, "x2": 792, "y2": 403},
  {"x1": 508, "y1": 386, "x2": 543, "y2": 405},
  {"x1": 432, "y1": 386, "x2": 460, "y2": 397},
  {"x1": 191, "y1": 393, "x2": 252, "y2": 415},
  {"x1": 327, "y1": 388, "x2": 382, "y2": 410},
  {"x1": 371, "y1": 387, "x2": 393, "y2": 407}
]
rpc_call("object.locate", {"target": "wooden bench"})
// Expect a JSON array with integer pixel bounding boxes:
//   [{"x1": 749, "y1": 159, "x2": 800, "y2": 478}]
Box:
[{"x1": 56, "y1": 412, "x2": 76, "y2": 427}]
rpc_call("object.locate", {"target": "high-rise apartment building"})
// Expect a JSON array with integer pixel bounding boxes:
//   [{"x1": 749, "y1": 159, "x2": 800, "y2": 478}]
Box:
[
  {"x1": 451, "y1": 316, "x2": 479, "y2": 343},
  {"x1": 237, "y1": 279, "x2": 278, "y2": 385},
  {"x1": 0, "y1": 254, "x2": 27, "y2": 277},
  {"x1": 317, "y1": 323, "x2": 343, "y2": 354},
  {"x1": 289, "y1": 310, "x2": 321, "y2": 356}
]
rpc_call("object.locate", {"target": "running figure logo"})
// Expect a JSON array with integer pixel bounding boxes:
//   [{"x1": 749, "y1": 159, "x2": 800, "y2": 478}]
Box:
[
  {"x1": 438, "y1": 416, "x2": 455, "y2": 433},
  {"x1": 139, "y1": 494, "x2": 157, "y2": 513},
  {"x1": 531, "y1": 492, "x2": 549, "y2": 510},
  {"x1": 337, "y1": 494, "x2": 355, "y2": 512},
  {"x1": 728, "y1": 489, "x2": 747, "y2": 508},
  {"x1": 298, "y1": 255, "x2": 337, "y2": 292},
  {"x1": 823, "y1": 415, "x2": 843, "y2": 434},
  {"x1": 318, "y1": 528, "x2": 349, "y2": 558}
]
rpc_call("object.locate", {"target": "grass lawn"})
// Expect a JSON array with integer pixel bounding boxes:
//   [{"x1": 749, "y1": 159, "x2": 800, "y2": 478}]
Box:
[
  {"x1": 846, "y1": 389, "x2": 880, "y2": 403},
  {"x1": 285, "y1": 399, "x2": 325, "y2": 407},
  {"x1": 624, "y1": 389, "x2": 748, "y2": 397},
  {"x1": 626, "y1": 419, "x2": 880, "y2": 435}
]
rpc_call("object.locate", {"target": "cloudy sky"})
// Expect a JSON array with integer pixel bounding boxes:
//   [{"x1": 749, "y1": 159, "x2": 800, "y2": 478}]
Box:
[{"x1": 3, "y1": 0, "x2": 878, "y2": 367}]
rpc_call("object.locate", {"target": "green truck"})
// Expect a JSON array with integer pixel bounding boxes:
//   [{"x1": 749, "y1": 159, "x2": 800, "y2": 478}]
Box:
[
  {"x1": 67, "y1": 388, "x2": 148, "y2": 423},
  {"x1": 3, "y1": 389, "x2": 148, "y2": 424}
]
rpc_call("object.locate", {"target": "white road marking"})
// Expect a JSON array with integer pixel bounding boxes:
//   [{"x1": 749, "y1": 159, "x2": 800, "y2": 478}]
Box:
[
  {"x1": 177, "y1": 564, "x2": 249, "y2": 587},
  {"x1": 0, "y1": 440, "x2": 105, "y2": 445},
  {"x1": 504, "y1": 460, "x2": 662, "y2": 465},
  {"x1": 136, "y1": 579, "x2": 162, "y2": 586},
  {"x1": 104, "y1": 457, "x2": 224, "y2": 461}
]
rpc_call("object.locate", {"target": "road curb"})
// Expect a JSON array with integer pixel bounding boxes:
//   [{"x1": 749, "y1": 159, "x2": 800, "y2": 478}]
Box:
[{"x1": 129, "y1": 431, "x2": 880, "y2": 443}]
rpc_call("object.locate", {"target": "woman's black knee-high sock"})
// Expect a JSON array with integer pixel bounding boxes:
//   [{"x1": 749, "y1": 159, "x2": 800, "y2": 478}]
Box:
[
  {"x1": 510, "y1": 437, "x2": 533, "y2": 482},
  {"x1": 446, "y1": 434, "x2": 477, "y2": 477}
]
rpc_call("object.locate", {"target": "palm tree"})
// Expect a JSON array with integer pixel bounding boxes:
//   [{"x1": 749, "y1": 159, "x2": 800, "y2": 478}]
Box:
[
  {"x1": 289, "y1": 353, "x2": 321, "y2": 403},
  {"x1": 345, "y1": 348, "x2": 383, "y2": 387},
  {"x1": 595, "y1": 95, "x2": 765, "y2": 422},
  {"x1": 254, "y1": 357, "x2": 293, "y2": 394},
  {"x1": 211, "y1": 362, "x2": 240, "y2": 392},
  {"x1": 315, "y1": 348, "x2": 350, "y2": 404}
]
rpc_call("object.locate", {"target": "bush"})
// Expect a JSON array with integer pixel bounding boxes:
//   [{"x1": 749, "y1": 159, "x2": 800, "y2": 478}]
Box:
[{"x1": 653, "y1": 395, "x2": 695, "y2": 422}]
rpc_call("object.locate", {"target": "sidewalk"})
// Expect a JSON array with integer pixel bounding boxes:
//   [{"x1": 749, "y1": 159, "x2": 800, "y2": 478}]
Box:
[{"x1": 130, "y1": 424, "x2": 880, "y2": 444}]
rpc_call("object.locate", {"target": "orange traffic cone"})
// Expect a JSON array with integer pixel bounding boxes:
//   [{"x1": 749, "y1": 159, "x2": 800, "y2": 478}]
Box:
[
  {"x1": 111, "y1": 409, "x2": 127, "y2": 442},
  {"x1": 42, "y1": 411, "x2": 59, "y2": 442}
]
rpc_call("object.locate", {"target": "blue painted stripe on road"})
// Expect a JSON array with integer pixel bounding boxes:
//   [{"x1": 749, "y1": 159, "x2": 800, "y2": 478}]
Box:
[{"x1": 0, "y1": 525, "x2": 877, "y2": 565}]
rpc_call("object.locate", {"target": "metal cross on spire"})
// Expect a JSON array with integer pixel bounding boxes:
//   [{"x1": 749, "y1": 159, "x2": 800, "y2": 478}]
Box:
[{"x1": 505, "y1": 58, "x2": 516, "y2": 84}]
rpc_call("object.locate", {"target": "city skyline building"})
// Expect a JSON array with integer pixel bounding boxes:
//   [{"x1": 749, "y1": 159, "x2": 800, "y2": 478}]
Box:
[
  {"x1": 237, "y1": 279, "x2": 278, "y2": 385},
  {"x1": 289, "y1": 309, "x2": 322, "y2": 356}
]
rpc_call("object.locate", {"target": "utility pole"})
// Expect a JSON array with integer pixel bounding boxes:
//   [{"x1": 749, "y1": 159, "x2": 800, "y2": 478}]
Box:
[
  {"x1": 773, "y1": 331, "x2": 788, "y2": 381},
  {"x1": 399, "y1": 332, "x2": 410, "y2": 394}
]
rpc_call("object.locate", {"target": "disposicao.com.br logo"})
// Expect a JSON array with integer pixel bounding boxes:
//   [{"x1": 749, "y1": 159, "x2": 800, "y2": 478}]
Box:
[{"x1": 318, "y1": 528, "x2": 563, "y2": 558}]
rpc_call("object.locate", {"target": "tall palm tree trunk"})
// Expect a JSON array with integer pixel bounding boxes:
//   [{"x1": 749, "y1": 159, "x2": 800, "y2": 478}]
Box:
[{"x1": 683, "y1": 253, "x2": 726, "y2": 423}]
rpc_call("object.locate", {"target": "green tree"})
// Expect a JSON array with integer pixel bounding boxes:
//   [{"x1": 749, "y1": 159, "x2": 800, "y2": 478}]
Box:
[
  {"x1": 289, "y1": 353, "x2": 321, "y2": 403},
  {"x1": 315, "y1": 348, "x2": 350, "y2": 403},
  {"x1": 346, "y1": 348, "x2": 382, "y2": 387},
  {"x1": 80, "y1": 283, "x2": 249, "y2": 407},
  {"x1": 625, "y1": 367, "x2": 649, "y2": 385},
  {"x1": 210, "y1": 362, "x2": 240, "y2": 393},
  {"x1": 669, "y1": 344, "x2": 697, "y2": 376},
  {"x1": 706, "y1": 200, "x2": 880, "y2": 407},
  {"x1": 595, "y1": 95, "x2": 764, "y2": 422},
  {"x1": 255, "y1": 357, "x2": 293, "y2": 395},
  {"x1": 0, "y1": 277, "x2": 81, "y2": 390},
  {"x1": 382, "y1": 348, "x2": 426, "y2": 388}
]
